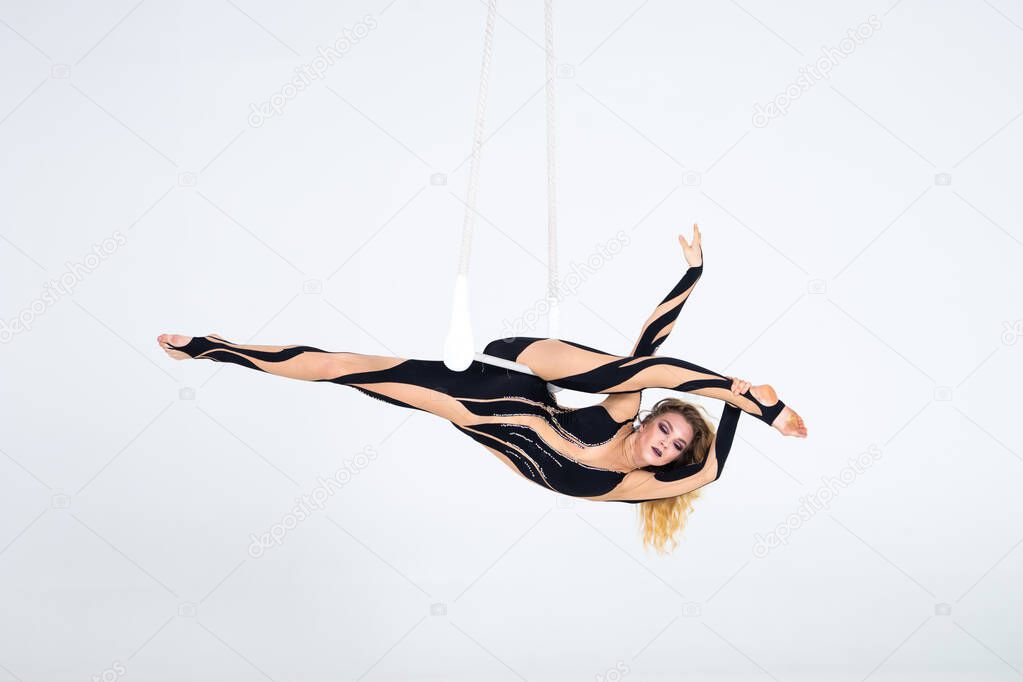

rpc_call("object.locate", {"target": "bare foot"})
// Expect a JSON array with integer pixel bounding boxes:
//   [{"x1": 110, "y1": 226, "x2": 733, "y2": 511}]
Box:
[
  {"x1": 751, "y1": 384, "x2": 807, "y2": 438},
  {"x1": 157, "y1": 333, "x2": 225, "y2": 360},
  {"x1": 158, "y1": 334, "x2": 193, "y2": 360}
]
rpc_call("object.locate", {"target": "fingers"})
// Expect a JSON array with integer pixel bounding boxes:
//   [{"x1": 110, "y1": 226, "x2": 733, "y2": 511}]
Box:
[
  {"x1": 679, "y1": 224, "x2": 702, "y2": 244},
  {"x1": 728, "y1": 376, "x2": 751, "y2": 395},
  {"x1": 680, "y1": 224, "x2": 700, "y2": 247}
]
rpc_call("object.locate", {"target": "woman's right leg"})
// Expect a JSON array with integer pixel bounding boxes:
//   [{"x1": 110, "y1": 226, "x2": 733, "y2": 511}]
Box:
[{"x1": 485, "y1": 336, "x2": 803, "y2": 433}]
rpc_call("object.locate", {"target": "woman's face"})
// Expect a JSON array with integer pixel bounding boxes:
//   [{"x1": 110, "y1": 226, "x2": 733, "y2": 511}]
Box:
[{"x1": 636, "y1": 412, "x2": 694, "y2": 466}]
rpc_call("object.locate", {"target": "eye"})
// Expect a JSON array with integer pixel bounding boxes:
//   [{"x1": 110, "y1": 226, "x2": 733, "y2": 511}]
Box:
[
  {"x1": 659, "y1": 423, "x2": 668, "y2": 434},
  {"x1": 674, "y1": 441, "x2": 684, "y2": 451}
]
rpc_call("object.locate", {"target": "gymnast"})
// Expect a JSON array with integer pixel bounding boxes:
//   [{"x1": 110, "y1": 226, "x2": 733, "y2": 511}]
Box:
[{"x1": 158, "y1": 224, "x2": 806, "y2": 553}]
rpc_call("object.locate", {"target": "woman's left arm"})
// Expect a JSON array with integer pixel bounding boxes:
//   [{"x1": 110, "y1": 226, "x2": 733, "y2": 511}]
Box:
[
  {"x1": 601, "y1": 226, "x2": 705, "y2": 419},
  {"x1": 629, "y1": 224, "x2": 704, "y2": 358}
]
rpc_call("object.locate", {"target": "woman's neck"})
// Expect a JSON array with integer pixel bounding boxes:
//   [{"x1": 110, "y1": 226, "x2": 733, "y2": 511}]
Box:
[{"x1": 616, "y1": 429, "x2": 641, "y2": 472}]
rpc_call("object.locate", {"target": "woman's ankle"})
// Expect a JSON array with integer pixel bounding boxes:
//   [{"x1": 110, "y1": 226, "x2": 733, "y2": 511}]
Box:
[{"x1": 748, "y1": 384, "x2": 784, "y2": 425}]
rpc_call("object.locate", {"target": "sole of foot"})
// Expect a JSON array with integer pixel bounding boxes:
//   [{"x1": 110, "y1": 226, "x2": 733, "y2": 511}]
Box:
[
  {"x1": 751, "y1": 384, "x2": 807, "y2": 438},
  {"x1": 158, "y1": 334, "x2": 192, "y2": 360},
  {"x1": 157, "y1": 333, "x2": 226, "y2": 361}
]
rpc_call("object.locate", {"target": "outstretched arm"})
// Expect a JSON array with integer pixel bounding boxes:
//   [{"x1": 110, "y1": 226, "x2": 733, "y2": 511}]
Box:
[
  {"x1": 611, "y1": 403, "x2": 742, "y2": 503},
  {"x1": 598, "y1": 225, "x2": 705, "y2": 420},
  {"x1": 629, "y1": 224, "x2": 704, "y2": 357}
]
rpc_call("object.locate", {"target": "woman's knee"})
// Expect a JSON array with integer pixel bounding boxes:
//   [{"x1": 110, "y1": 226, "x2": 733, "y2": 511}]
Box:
[{"x1": 327, "y1": 352, "x2": 404, "y2": 378}]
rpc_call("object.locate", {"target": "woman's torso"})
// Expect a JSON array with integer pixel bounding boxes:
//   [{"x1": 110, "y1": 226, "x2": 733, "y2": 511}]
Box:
[{"x1": 448, "y1": 363, "x2": 642, "y2": 499}]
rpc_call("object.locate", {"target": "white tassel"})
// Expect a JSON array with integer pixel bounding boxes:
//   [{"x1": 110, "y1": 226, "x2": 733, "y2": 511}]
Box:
[{"x1": 443, "y1": 274, "x2": 475, "y2": 371}]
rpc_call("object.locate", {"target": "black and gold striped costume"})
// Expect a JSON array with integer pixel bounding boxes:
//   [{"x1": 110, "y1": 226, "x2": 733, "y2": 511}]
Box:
[{"x1": 169, "y1": 260, "x2": 785, "y2": 502}]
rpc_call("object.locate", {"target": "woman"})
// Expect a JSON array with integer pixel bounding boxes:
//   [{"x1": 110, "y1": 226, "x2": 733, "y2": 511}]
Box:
[{"x1": 158, "y1": 224, "x2": 806, "y2": 553}]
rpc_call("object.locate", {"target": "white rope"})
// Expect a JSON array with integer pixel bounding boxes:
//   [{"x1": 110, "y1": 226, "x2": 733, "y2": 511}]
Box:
[
  {"x1": 544, "y1": 0, "x2": 560, "y2": 338},
  {"x1": 444, "y1": 0, "x2": 498, "y2": 372},
  {"x1": 445, "y1": 0, "x2": 562, "y2": 392},
  {"x1": 542, "y1": 0, "x2": 562, "y2": 393},
  {"x1": 458, "y1": 0, "x2": 497, "y2": 277}
]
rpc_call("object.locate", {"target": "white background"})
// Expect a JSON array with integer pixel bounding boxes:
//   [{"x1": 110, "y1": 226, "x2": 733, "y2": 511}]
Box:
[{"x1": 1, "y1": 1, "x2": 1021, "y2": 680}]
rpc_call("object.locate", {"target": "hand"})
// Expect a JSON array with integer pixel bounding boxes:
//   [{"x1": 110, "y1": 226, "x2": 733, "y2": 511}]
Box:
[
  {"x1": 727, "y1": 376, "x2": 751, "y2": 396},
  {"x1": 678, "y1": 223, "x2": 702, "y2": 267}
]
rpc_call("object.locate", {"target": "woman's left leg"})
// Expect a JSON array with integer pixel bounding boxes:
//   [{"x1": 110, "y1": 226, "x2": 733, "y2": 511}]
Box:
[
  {"x1": 160, "y1": 334, "x2": 479, "y2": 424},
  {"x1": 484, "y1": 336, "x2": 787, "y2": 427}
]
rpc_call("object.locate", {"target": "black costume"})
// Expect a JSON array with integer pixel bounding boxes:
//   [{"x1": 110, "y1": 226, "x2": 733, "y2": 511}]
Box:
[{"x1": 169, "y1": 260, "x2": 785, "y2": 503}]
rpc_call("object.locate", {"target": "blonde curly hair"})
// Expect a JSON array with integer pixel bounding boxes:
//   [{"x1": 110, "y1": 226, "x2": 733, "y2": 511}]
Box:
[{"x1": 634, "y1": 398, "x2": 716, "y2": 555}]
